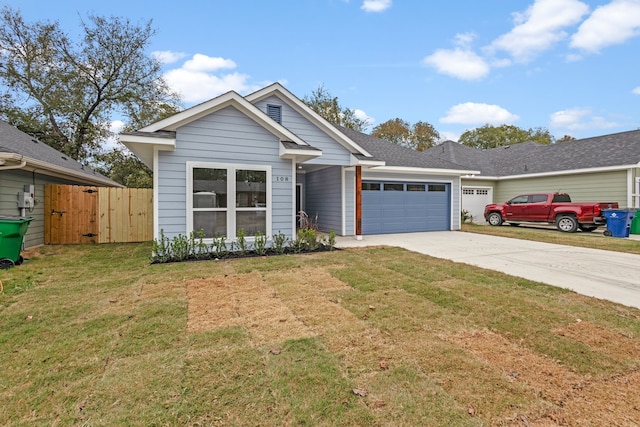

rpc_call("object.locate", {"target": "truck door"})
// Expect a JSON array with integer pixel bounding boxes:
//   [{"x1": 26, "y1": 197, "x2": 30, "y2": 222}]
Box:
[
  {"x1": 526, "y1": 194, "x2": 551, "y2": 221},
  {"x1": 504, "y1": 195, "x2": 529, "y2": 220}
]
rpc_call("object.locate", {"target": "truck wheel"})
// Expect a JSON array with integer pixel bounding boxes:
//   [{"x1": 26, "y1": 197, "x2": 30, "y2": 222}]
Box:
[
  {"x1": 556, "y1": 215, "x2": 578, "y2": 233},
  {"x1": 578, "y1": 225, "x2": 598, "y2": 232},
  {"x1": 487, "y1": 212, "x2": 503, "y2": 226}
]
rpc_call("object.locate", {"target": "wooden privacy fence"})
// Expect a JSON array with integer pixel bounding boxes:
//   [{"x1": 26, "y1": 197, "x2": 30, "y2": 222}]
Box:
[{"x1": 44, "y1": 185, "x2": 153, "y2": 244}]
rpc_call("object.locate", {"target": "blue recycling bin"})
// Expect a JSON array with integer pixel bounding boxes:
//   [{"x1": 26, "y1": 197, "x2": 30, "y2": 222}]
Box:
[{"x1": 603, "y1": 209, "x2": 636, "y2": 238}]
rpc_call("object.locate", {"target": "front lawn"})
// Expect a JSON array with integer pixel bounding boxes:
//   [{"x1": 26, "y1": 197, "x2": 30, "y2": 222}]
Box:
[
  {"x1": 462, "y1": 223, "x2": 640, "y2": 255},
  {"x1": 1, "y1": 243, "x2": 639, "y2": 425}
]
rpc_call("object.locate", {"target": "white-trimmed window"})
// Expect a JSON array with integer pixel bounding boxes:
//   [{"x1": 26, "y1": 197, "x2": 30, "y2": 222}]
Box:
[{"x1": 187, "y1": 162, "x2": 271, "y2": 240}]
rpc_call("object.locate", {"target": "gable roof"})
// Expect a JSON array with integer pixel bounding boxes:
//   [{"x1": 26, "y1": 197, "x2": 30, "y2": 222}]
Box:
[
  {"x1": 0, "y1": 120, "x2": 120, "y2": 186},
  {"x1": 423, "y1": 129, "x2": 640, "y2": 178},
  {"x1": 245, "y1": 83, "x2": 373, "y2": 158},
  {"x1": 121, "y1": 89, "x2": 319, "y2": 168}
]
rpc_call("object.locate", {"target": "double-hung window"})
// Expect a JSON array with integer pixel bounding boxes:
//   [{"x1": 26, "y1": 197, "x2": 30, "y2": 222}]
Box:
[{"x1": 188, "y1": 162, "x2": 271, "y2": 240}]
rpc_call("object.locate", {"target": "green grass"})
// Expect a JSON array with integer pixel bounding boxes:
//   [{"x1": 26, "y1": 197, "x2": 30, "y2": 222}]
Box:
[
  {"x1": 462, "y1": 222, "x2": 640, "y2": 255},
  {"x1": 0, "y1": 243, "x2": 639, "y2": 425}
]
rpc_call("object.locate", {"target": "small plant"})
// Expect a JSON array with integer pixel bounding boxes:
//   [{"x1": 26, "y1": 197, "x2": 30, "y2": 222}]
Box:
[
  {"x1": 211, "y1": 235, "x2": 228, "y2": 258},
  {"x1": 171, "y1": 234, "x2": 191, "y2": 261},
  {"x1": 297, "y1": 227, "x2": 319, "y2": 251},
  {"x1": 298, "y1": 211, "x2": 319, "y2": 231},
  {"x1": 235, "y1": 228, "x2": 249, "y2": 255},
  {"x1": 152, "y1": 230, "x2": 171, "y2": 263},
  {"x1": 272, "y1": 231, "x2": 289, "y2": 255},
  {"x1": 194, "y1": 230, "x2": 209, "y2": 259},
  {"x1": 327, "y1": 230, "x2": 336, "y2": 251},
  {"x1": 461, "y1": 209, "x2": 473, "y2": 224},
  {"x1": 254, "y1": 231, "x2": 268, "y2": 256}
]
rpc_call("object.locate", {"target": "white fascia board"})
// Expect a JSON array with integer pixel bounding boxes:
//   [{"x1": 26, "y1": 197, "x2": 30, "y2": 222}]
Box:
[
  {"x1": 0, "y1": 153, "x2": 122, "y2": 187},
  {"x1": 279, "y1": 146, "x2": 322, "y2": 162},
  {"x1": 245, "y1": 83, "x2": 374, "y2": 158},
  {"x1": 139, "y1": 90, "x2": 307, "y2": 146},
  {"x1": 493, "y1": 164, "x2": 639, "y2": 181},
  {"x1": 354, "y1": 158, "x2": 386, "y2": 167},
  {"x1": 119, "y1": 135, "x2": 176, "y2": 170},
  {"x1": 370, "y1": 165, "x2": 481, "y2": 176}
]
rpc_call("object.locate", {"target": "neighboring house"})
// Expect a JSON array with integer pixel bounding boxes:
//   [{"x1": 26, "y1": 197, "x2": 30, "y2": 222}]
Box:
[
  {"x1": 424, "y1": 130, "x2": 640, "y2": 222},
  {"x1": 120, "y1": 83, "x2": 477, "y2": 244},
  {"x1": 0, "y1": 120, "x2": 121, "y2": 248}
]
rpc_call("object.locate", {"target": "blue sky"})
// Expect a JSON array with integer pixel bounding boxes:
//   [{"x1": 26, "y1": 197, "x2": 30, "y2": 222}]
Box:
[{"x1": 12, "y1": 0, "x2": 640, "y2": 142}]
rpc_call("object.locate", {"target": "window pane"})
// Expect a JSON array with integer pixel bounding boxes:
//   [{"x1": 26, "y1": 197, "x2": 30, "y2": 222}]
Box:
[
  {"x1": 236, "y1": 211, "x2": 266, "y2": 236},
  {"x1": 407, "y1": 184, "x2": 425, "y2": 192},
  {"x1": 236, "y1": 170, "x2": 267, "y2": 208},
  {"x1": 193, "y1": 211, "x2": 227, "y2": 238},
  {"x1": 362, "y1": 182, "x2": 381, "y2": 191},
  {"x1": 193, "y1": 168, "x2": 227, "y2": 208},
  {"x1": 428, "y1": 184, "x2": 446, "y2": 192},
  {"x1": 384, "y1": 183, "x2": 404, "y2": 191}
]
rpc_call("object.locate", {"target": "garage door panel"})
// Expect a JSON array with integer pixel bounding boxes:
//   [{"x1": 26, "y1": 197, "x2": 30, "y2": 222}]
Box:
[{"x1": 362, "y1": 181, "x2": 450, "y2": 234}]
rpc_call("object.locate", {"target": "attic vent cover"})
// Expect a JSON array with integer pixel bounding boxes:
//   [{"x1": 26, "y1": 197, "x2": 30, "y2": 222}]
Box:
[
  {"x1": 61, "y1": 156, "x2": 68, "y2": 160},
  {"x1": 31, "y1": 139, "x2": 39, "y2": 144},
  {"x1": 267, "y1": 104, "x2": 282, "y2": 124}
]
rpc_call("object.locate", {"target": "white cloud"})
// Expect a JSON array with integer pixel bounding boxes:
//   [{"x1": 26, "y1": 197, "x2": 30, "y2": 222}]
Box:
[
  {"x1": 422, "y1": 48, "x2": 490, "y2": 80},
  {"x1": 183, "y1": 54, "x2": 236, "y2": 72},
  {"x1": 152, "y1": 50, "x2": 188, "y2": 65},
  {"x1": 161, "y1": 54, "x2": 261, "y2": 104},
  {"x1": 440, "y1": 102, "x2": 520, "y2": 125},
  {"x1": 570, "y1": 0, "x2": 640, "y2": 53},
  {"x1": 489, "y1": 0, "x2": 590, "y2": 62},
  {"x1": 633, "y1": 86, "x2": 640, "y2": 95},
  {"x1": 361, "y1": 0, "x2": 391, "y2": 12},
  {"x1": 549, "y1": 107, "x2": 619, "y2": 130}
]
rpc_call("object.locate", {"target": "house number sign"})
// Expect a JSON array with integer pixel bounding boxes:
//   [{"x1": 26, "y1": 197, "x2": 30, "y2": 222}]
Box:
[{"x1": 274, "y1": 176, "x2": 290, "y2": 182}]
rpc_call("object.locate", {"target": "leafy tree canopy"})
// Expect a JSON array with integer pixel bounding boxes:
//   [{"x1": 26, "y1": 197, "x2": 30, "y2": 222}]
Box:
[
  {"x1": 0, "y1": 6, "x2": 180, "y2": 162},
  {"x1": 92, "y1": 147, "x2": 152, "y2": 188},
  {"x1": 556, "y1": 134, "x2": 576, "y2": 143},
  {"x1": 303, "y1": 84, "x2": 369, "y2": 132},
  {"x1": 458, "y1": 124, "x2": 554, "y2": 150},
  {"x1": 371, "y1": 118, "x2": 440, "y2": 151}
]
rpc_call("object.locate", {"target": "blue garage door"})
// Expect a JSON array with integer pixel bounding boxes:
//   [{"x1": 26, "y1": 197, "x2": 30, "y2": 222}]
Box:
[{"x1": 362, "y1": 181, "x2": 450, "y2": 234}]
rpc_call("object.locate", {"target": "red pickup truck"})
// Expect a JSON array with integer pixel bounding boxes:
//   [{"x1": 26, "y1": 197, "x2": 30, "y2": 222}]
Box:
[{"x1": 484, "y1": 193, "x2": 618, "y2": 232}]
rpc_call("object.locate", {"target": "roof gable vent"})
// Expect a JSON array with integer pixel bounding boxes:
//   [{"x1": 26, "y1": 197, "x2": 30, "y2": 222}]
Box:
[{"x1": 267, "y1": 104, "x2": 282, "y2": 124}]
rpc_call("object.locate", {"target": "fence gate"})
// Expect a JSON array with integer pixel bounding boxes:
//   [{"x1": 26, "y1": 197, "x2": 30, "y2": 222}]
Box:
[{"x1": 45, "y1": 185, "x2": 152, "y2": 244}]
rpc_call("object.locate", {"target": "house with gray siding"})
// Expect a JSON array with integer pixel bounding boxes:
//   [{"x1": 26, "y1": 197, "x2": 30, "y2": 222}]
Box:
[
  {"x1": 121, "y1": 83, "x2": 477, "y2": 244},
  {"x1": 0, "y1": 120, "x2": 120, "y2": 248},
  {"x1": 423, "y1": 131, "x2": 640, "y2": 223}
]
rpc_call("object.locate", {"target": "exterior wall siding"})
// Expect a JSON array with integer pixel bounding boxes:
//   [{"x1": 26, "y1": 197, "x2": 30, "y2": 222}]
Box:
[
  {"x1": 362, "y1": 171, "x2": 461, "y2": 230},
  {"x1": 0, "y1": 169, "x2": 92, "y2": 248},
  {"x1": 305, "y1": 166, "x2": 342, "y2": 233},
  {"x1": 156, "y1": 106, "x2": 294, "y2": 240},
  {"x1": 254, "y1": 96, "x2": 352, "y2": 166},
  {"x1": 493, "y1": 170, "x2": 628, "y2": 207}
]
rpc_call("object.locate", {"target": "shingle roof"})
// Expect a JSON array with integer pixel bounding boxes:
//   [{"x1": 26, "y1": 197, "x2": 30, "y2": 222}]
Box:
[
  {"x1": 0, "y1": 119, "x2": 116, "y2": 184},
  {"x1": 423, "y1": 129, "x2": 640, "y2": 177},
  {"x1": 336, "y1": 126, "x2": 472, "y2": 171}
]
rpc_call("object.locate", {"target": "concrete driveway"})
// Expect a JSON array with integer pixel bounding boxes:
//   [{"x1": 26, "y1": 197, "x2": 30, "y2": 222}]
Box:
[{"x1": 335, "y1": 231, "x2": 640, "y2": 309}]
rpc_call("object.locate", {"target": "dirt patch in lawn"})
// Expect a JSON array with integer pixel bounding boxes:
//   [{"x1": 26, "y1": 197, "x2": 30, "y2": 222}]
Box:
[
  {"x1": 555, "y1": 320, "x2": 640, "y2": 359},
  {"x1": 443, "y1": 329, "x2": 640, "y2": 425},
  {"x1": 186, "y1": 271, "x2": 313, "y2": 346}
]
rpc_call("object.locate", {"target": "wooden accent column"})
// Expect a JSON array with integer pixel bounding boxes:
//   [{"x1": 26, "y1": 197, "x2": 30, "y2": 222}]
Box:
[{"x1": 355, "y1": 165, "x2": 362, "y2": 236}]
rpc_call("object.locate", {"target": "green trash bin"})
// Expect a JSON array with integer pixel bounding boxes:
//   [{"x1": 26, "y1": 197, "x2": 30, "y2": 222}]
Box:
[
  {"x1": 631, "y1": 209, "x2": 640, "y2": 235},
  {"x1": 0, "y1": 215, "x2": 34, "y2": 269}
]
